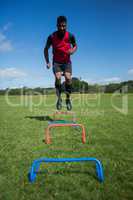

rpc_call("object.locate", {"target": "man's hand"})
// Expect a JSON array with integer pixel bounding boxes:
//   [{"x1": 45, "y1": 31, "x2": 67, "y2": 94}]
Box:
[
  {"x1": 46, "y1": 62, "x2": 51, "y2": 69},
  {"x1": 67, "y1": 46, "x2": 77, "y2": 55},
  {"x1": 67, "y1": 48, "x2": 74, "y2": 55}
]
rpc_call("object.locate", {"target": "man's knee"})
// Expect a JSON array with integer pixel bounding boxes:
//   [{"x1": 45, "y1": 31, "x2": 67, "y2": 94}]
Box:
[
  {"x1": 55, "y1": 72, "x2": 62, "y2": 88},
  {"x1": 65, "y1": 73, "x2": 72, "y2": 85}
]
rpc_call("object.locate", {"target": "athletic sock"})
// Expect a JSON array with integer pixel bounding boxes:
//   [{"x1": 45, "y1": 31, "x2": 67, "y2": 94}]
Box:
[{"x1": 55, "y1": 79, "x2": 62, "y2": 98}]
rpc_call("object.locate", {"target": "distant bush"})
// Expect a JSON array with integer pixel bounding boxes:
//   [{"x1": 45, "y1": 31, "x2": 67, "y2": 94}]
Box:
[{"x1": 0, "y1": 79, "x2": 133, "y2": 95}]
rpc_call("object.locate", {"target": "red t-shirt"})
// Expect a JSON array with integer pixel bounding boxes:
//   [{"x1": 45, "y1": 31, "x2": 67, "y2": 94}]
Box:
[{"x1": 46, "y1": 31, "x2": 76, "y2": 64}]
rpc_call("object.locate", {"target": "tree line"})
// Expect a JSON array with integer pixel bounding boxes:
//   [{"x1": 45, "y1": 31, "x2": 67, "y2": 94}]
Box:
[{"x1": 0, "y1": 78, "x2": 133, "y2": 95}]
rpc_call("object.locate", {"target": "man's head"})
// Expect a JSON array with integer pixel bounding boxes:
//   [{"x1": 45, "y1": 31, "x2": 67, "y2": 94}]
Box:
[{"x1": 57, "y1": 16, "x2": 67, "y2": 34}]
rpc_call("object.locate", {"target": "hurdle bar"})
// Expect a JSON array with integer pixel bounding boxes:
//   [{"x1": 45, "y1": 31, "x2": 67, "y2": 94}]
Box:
[
  {"x1": 28, "y1": 157, "x2": 104, "y2": 183},
  {"x1": 53, "y1": 111, "x2": 76, "y2": 122},
  {"x1": 45, "y1": 123, "x2": 86, "y2": 144}
]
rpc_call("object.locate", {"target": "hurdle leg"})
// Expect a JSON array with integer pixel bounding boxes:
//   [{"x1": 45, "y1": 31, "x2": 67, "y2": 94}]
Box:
[
  {"x1": 82, "y1": 125, "x2": 86, "y2": 144},
  {"x1": 45, "y1": 127, "x2": 51, "y2": 144}
]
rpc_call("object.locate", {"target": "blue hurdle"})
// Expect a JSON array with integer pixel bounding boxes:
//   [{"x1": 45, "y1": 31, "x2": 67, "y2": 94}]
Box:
[{"x1": 28, "y1": 157, "x2": 104, "y2": 183}]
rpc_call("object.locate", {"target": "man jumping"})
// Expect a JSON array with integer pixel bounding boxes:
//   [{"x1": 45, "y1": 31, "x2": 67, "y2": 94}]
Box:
[{"x1": 44, "y1": 16, "x2": 77, "y2": 110}]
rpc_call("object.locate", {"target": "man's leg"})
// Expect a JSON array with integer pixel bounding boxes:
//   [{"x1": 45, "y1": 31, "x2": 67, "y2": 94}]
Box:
[
  {"x1": 65, "y1": 72, "x2": 72, "y2": 110},
  {"x1": 55, "y1": 72, "x2": 62, "y2": 110}
]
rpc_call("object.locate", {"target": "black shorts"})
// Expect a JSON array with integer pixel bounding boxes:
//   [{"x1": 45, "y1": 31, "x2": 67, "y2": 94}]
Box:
[{"x1": 53, "y1": 62, "x2": 72, "y2": 74}]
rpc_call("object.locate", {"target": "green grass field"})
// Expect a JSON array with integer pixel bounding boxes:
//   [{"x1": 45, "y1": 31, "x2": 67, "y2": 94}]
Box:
[{"x1": 0, "y1": 93, "x2": 133, "y2": 200}]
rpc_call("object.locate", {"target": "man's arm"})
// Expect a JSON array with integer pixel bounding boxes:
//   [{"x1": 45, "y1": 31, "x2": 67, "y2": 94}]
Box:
[
  {"x1": 44, "y1": 35, "x2": 52, "y2": 67},
  {"x1": 68, "y1": 33, "x2": 77, "y2": 55}
]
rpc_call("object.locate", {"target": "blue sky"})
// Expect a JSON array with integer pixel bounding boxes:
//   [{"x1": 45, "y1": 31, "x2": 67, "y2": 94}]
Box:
[{"x1": 0, "y1": 0, "x2": 133, "y2": 89}]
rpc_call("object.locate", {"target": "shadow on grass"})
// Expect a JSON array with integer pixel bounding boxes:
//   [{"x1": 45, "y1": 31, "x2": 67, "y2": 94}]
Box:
[{"x1": 25, "y1": 115, "x2": 53, "y2": 121}]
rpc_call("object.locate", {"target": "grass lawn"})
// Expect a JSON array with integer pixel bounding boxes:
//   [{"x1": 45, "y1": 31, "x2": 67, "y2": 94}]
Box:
[{"x1": 0, "y1": 93, "x2": 133, "y2": 200}]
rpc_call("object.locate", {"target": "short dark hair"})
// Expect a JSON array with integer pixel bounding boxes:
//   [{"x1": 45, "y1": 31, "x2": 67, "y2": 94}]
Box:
[{"x1": 57, "y1": 16, "x2": 67, "y2": 24}]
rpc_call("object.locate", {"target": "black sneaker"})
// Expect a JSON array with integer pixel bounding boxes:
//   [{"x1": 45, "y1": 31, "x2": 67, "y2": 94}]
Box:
[
  {"x1": 56, "y1": 98, "x2": 62, "y2": 110},
  {"x1": 66, "y1": 98, "x2": 72, "y2": 111}
]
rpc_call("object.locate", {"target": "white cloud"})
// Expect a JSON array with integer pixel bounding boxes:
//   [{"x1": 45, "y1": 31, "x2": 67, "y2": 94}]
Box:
[
  {"x1": 101, "y1": 77, "x2": 121, "y2": 84},
  {"x1": 3, "y1": 22, "x2": 12, "y2": 31},
  {"x1": 0, "y1": 24, "x2": 13, "y2": 52},
  {"x1": 0, "y1": 67, "x2": 27, "y2": 78},
  {"x1": 0, "y1": 32, "x2": 6, "y2": 42},
  {"x1": 0, "y1": 40, "x2": 13, "y2": 52},
  {"x1": 83, "y1": 77, "x2": 121, "y2": 84},
  {"x1": 0, "y1": 67, "x2": 54, "y2": 89},
  {"x1": 128, "y1": 68, "x2": 133, "y2": 75}
]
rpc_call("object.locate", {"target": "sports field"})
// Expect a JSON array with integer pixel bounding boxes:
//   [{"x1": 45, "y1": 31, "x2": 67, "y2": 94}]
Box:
[{"x1": 0, "y1": 93, "x2": 132, "y2": 200}]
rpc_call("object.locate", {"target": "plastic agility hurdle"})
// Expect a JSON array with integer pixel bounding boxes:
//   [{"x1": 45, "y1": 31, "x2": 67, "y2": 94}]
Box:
[
  {"x1": 53, "y1": 111, "x2": 76, "y2": 122},
  {"x1": 45, "y1": 123, "x2": 86, "y2": 144},
  {"x1": 28, "y1": 157, "x2": 104, "y2": 183}
]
